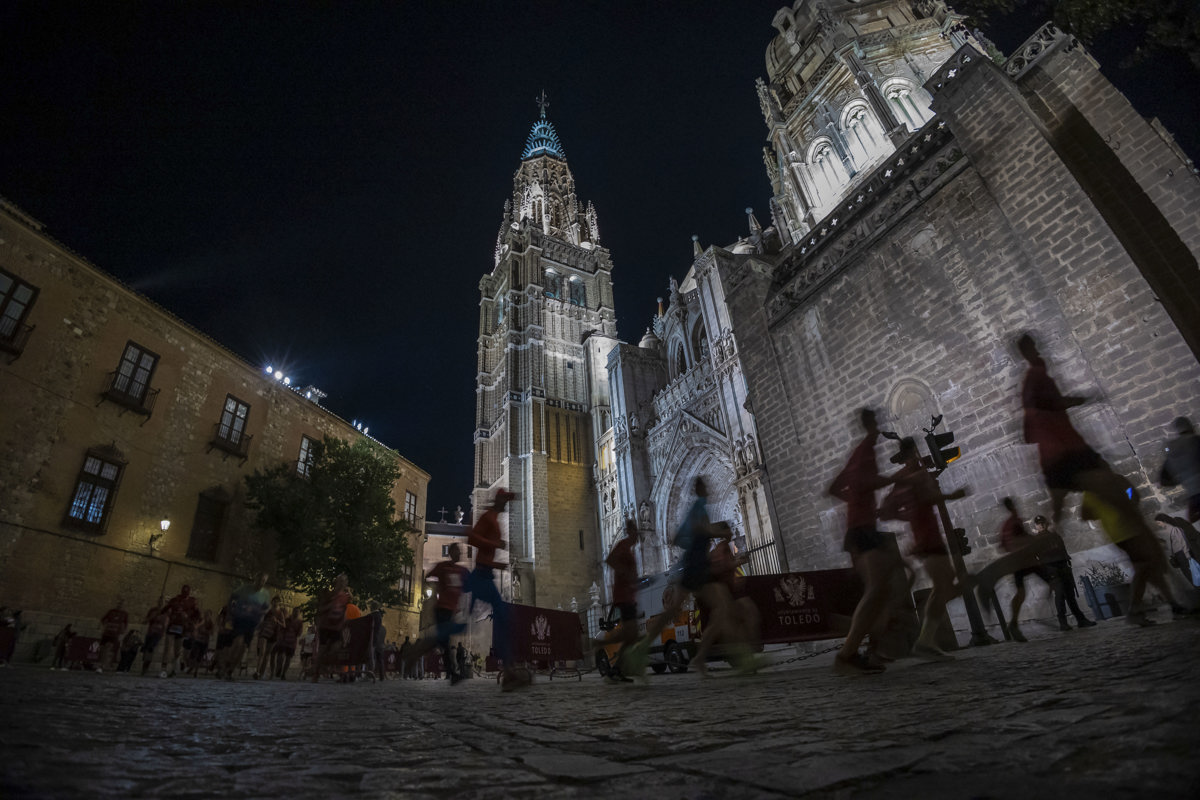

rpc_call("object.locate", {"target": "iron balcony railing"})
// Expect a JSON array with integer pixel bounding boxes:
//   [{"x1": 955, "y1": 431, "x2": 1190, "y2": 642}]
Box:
[{"x1": 100, "y1": 369, "x2": 160, "y2": 420}]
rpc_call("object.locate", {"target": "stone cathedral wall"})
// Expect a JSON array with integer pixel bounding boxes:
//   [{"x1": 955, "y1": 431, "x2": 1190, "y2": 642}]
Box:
[{"x1": 725, "y1": 37, "x2": 1200, "y2": 596}]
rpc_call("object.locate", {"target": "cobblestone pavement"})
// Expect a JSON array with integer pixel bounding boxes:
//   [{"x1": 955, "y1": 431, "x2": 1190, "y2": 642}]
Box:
[{"x1": 2, "y1": 616, "x2": 1198, "y2": 799}]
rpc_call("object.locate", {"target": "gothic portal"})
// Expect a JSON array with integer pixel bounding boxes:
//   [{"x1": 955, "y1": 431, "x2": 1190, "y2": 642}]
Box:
[{"x1": 472, "y1": 101, "x2": 618, "y2": 611}]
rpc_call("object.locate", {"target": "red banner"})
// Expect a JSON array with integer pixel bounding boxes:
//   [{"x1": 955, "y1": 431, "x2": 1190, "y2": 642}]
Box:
[
  {"x1": 742, "y1": 568, "x2": 863, "y2": 644},
  {"x1": 506, "y1": 604, "x2": 583, "y2": 667},
  {"x1": 65, "y1": 636, "x2": 101, "y2": 664}
]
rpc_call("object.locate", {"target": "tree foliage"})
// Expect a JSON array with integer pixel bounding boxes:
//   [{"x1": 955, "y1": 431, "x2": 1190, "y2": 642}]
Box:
[
  {"x1": 244, "y1": 436, "x2": 414, "y2": 609},
  {"x1": 957, "y1": 0, "x2": 1200, "y2": 68}
]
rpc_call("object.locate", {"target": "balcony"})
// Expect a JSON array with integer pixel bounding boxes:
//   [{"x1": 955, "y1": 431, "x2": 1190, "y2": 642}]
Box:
[
  {"x1": 99, "y1": 370, "x2": 160, "y2": 422},
  {"x1": 0, "y1": 320, "x2": 34, "y2": 363},
  {"x1": 208, "y1": 422, "x2": 253, "y2": 462}
]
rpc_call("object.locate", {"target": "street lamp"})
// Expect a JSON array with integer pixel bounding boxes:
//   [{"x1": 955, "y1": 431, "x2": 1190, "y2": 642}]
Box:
[{"x1": 149, "y1": 518, "x2": 169, "y2": 553}]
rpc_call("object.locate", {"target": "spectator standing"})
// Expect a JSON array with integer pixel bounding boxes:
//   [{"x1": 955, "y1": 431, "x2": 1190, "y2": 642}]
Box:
[
  {"x1": 1159, "y1": 416, "x2": 1200, "y2": 522},
  {"x1": 298, "y1": 625, "x2": 316, "y2": 678},
  {"x1": 1032, "y1": 515, "x2": 1096, "y2": 630}
]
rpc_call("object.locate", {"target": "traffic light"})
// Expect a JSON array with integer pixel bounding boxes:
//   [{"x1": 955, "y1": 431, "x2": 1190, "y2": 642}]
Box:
[
  {"x1": 952, "y1": 527, "x2": 971, "y2": 555},
  {"x1": 925, "y1": 430, "x2": 960, "y2": 472}
]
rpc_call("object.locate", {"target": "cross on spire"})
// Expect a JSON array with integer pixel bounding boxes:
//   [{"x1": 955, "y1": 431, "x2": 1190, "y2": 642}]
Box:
[
  {"x1": 437, "y1": 506, "x2": 449, "y2": 522},
  {"x1": 535, "y1": 90, "x2": 550, "y2": 119}
]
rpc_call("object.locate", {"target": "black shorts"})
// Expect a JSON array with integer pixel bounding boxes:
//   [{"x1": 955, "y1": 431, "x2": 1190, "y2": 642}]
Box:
[
  {"x1": 190, "y1": 641, "x2": 207, "y2": 659},
  {"x1": 617, "y1": 603, "x2": 637, "y2": 622},
  {"x1": 680, "y1": 568, "x2": 711, "y2": 592},
  {"x1": 142, "y1": 632, "x2": 162, "y2": 654},
  {"x1": 215, "y1": 632, "x2": 234, "y2": 650},
  {"x1": 1043, "y1": 448, "x2": 1106, "y2": 491},
  {"x1": 843, "y1": 525, "x2": 887, "y2": 555}
]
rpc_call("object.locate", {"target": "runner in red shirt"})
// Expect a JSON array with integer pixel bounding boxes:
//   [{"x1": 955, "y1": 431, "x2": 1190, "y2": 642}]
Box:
[
  {"x1": 312, "y1": 574, "x2": 351, "y2": 683},
  {"x1": 161, "y1": 585, "x2": 201, "y2": 677},
  {"x1": 406, "y1": 543, "x2": 471, "y2": 683},
  {"x1": 827, "y1": 408, "x2": 896, "y2": 675},
  {"x1": 596, "y1": 519, "x2": 642, "y2": 683},
  {"x1": 1018, "y1": 333, "x2": 1148, "y2": 532},
  {"x1": 187, "y1": 610, "x2": 214, "y2": 676},
  {"x1": 141, "y1": 600, "x2": 169, "y2": 676},
  {"x1": 882, "y1": 438, "x2": 967, "y2": 660},
  {"x1": 466, "y1": 489, "x2": 524, "y2": 690},
  {"x1": 97, "y1": 599, "x2": 128, "y2": 673}
]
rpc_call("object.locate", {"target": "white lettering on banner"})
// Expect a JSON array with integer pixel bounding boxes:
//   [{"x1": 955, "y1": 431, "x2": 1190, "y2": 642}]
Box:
[{"x1": 777, "y1": 612, "x2": 821, "y2": 626}]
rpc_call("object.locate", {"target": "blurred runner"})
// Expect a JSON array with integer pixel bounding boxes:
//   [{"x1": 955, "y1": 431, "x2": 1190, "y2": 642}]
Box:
[{"x1": 467, "y1": 490, "x2": 525, "y2": 690}]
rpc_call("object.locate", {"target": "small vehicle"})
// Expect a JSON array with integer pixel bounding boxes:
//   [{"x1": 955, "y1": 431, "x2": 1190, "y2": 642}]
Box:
[{"x1": 595, "y1": 569, "x2": 699, "y2": 676}]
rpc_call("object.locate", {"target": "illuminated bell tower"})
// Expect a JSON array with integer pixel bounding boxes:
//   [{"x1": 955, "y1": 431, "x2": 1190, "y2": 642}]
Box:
[{"x1": 473, "y1": 94, "x2": 618, "y2": 610}]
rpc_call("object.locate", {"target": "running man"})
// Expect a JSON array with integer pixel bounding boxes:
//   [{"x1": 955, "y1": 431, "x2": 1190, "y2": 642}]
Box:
[
  {"x1": 828, "y1": 408, "x2": 896, "y2": 675},
  {"x1": 596, "y1": 519, "x2": 643, "y2": 682},
  {"x1": 406, "y1": 543, "x2": 470, "y2": 684},
  {"x1": 625, "y1": 478, "x2": 749, "y2": 678},
  {"x1": 253, "y1": 596, "x2": 286, "y2": 679},
  {"x1": 218, "y1": 574, "x2": 271, "y2": 680},
  {"x1": 161, "y1": 584, "x2": 200, "y2": 677},
  {"x1": 312, "y1": 573, "x2": 351, "y2": 683},
  {"x1": 140, "y1": 598, "x2": 167, "y2": 676},
  {"x1": 97, "y1": 599, "x2": 128, "y2": 673},
  {"x1": 883, "y1": 437, "x2": 967, "y2": 660},
  {"x1": 466, "y1": 489, "x2": 523, "y2": 690}
]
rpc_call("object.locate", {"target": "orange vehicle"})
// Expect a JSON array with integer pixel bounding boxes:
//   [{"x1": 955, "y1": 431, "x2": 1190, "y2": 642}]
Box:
[{"x1": 595, "y1": 570, "x2": 699, "y2": 676}]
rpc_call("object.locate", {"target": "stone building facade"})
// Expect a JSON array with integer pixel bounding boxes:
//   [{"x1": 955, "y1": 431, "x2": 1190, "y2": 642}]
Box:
[
  {"x1": 718, "y1": 2, "x2": 1200, "y2": 597},
  {"x1": 0, "y1": 200, "x2": 430, "y2": 660},
  {"x1": 605, "y1": 232, "x2": 786, "y2": 583},
  {"x1": 472, "y1": 107, "x2": 617, "y2": 611}
]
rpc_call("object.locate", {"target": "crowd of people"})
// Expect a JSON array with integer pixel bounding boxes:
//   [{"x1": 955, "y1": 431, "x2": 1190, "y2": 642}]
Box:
[{"x1": 42, "y1": 570, "x2": 477, "y2": 683}]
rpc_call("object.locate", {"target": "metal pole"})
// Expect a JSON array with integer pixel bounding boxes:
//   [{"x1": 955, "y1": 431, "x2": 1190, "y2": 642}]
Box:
[{"x1": 931, "y1": 489, "x2": 994, "y2": 647}]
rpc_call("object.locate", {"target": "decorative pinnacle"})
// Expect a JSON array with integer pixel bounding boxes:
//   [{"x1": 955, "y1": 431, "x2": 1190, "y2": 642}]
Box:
[
  {"x1": 536, "y1": 90, "x2": 550, "y2": 119},
  {"x1": 692, "y1": 234, "x2": 702, "y2": 256}
]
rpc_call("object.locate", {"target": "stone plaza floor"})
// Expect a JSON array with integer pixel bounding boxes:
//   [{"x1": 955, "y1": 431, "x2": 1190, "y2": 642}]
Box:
[{"x1": 2, "y1": 615, "x2": 1198, "y2": 799}]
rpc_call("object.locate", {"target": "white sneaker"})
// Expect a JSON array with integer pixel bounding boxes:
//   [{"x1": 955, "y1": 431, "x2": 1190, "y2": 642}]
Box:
[
  {"x1": 158, "y1": 670, "x2": 168, "y2": 678},
  {"x1": 95, "y1": 668, "x2": 103, "y2": 674}
]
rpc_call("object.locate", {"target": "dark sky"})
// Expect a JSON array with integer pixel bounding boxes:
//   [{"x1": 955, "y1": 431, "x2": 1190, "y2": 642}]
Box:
[{"x1": 2, "y1": 1, "x2": 1194, "y2": 519}]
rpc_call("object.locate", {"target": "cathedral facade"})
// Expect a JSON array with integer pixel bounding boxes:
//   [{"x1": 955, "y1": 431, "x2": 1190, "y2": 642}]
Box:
[
  {"x1": 718, "y1": 0, "x2": 1200, "y2": 582},
  {"x1": 472, "y1": 107, "x2": 618, "y2": 611}
]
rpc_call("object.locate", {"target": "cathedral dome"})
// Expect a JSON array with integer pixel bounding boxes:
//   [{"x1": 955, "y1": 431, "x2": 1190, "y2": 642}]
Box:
[{"x1": 639, "y1": 327, "x2": 661, "y2": 351}]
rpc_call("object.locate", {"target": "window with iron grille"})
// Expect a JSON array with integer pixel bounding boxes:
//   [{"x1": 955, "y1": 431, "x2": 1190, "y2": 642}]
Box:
[
  {"x1": 217, "y1": 395, "x2": 249, "y2": 446},
  {"x1": 398, "y1": 561, "x2": 414, "y2": 605},
  {"x1": 404, "y1": 491, "x2": 418, "y2": 525},
  {"x1": 297, "y1": 435, "x2": 316, "y2": 476},
  {"x1": 0, "y1": 267, "x2": 38, "y2": 351},
  {"x1": 64, "y1": 451, "x2": 123, "y2": 533},
  {"x1": 186, "y1": 490, "x2": 228, "y2": 562},
  {"x1": 110, "y1": 341, "x2": 159, "y2": 406}
]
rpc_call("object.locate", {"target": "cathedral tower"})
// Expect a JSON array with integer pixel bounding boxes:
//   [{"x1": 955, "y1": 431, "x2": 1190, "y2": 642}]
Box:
[{"x1": 473, "y1": 97, "x2": 618, "y2": 610}]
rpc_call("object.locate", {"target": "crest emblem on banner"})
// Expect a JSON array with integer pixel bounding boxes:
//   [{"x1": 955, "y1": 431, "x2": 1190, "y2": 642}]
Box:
[
  {"x1": 531, "y1": 613, "x2": 551, "y2": 640},
  {"x1": 774, "y1": 575, "x2": 814, "y2": 607}
]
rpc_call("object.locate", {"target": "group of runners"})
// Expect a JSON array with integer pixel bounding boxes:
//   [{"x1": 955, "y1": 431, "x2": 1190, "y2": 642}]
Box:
[
  {"x1": 827, "y1": 332, "x2": 1197, "y2": 674},
  {"x1": 590, "y1": 332, "x2": 1197, "y2": 681}
]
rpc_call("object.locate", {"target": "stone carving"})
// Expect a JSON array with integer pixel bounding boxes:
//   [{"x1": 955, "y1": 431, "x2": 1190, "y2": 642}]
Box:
[{"x1": 638, "y1": 500, "x2": 653, "y2": 530}]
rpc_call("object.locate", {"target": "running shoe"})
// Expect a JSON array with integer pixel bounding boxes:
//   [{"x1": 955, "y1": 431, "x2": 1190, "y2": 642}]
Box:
[{"x1": 833, "y1": 652, "x2": 885, "y2": 676}]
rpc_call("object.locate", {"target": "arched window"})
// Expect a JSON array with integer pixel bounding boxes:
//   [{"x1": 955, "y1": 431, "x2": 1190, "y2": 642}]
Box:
[
  {"x1": 671, "y1": 342, "x2": 688, "y2": 379},
  {"x1": 808, "y1": 140, "x2": 845, "y2": 206},
  {"x1": 544, "y1": 270, "x2": 562, "y2": 299},
  {"x1": 843, "y1": 104, "x2": 884, "y2": 168},
  {"x1": 886, "y1": 83, "x2": 932, "y2": 130},
  {"x1": 568, "y1": 277, "x2": 586, "y2": 307},
  {"x1": 496, "y1": 297, "x2": 505, "y2": 325}
]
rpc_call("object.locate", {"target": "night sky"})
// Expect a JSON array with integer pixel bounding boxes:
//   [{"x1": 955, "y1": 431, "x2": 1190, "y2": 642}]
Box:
[{"x1": 3, "y1": 2, "x2": 1195, "y2": 520}]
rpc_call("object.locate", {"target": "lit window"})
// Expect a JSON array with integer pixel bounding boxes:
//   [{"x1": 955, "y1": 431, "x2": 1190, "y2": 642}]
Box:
[
  {"x1": 568, "y1": 277, "x2": 586, "y2": 307},
  {"x1": 398, "y1": 562, "x2": 414, "y2": 605},
  {"x1": 211, "y1": 394, "x2": 252, "y2": 458},
  {"x1": 404, "y1": 491, "x2": 419, "y2": 525},
  {"x1": 104, "y1": 341, "x2": 159, "y2": 413},
  {"x1": 544, "y1": 270, "x2": 562, "y2": 299},
  {"x1": 64, "y1": 449, "x2": 124, "y2": 533}
]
